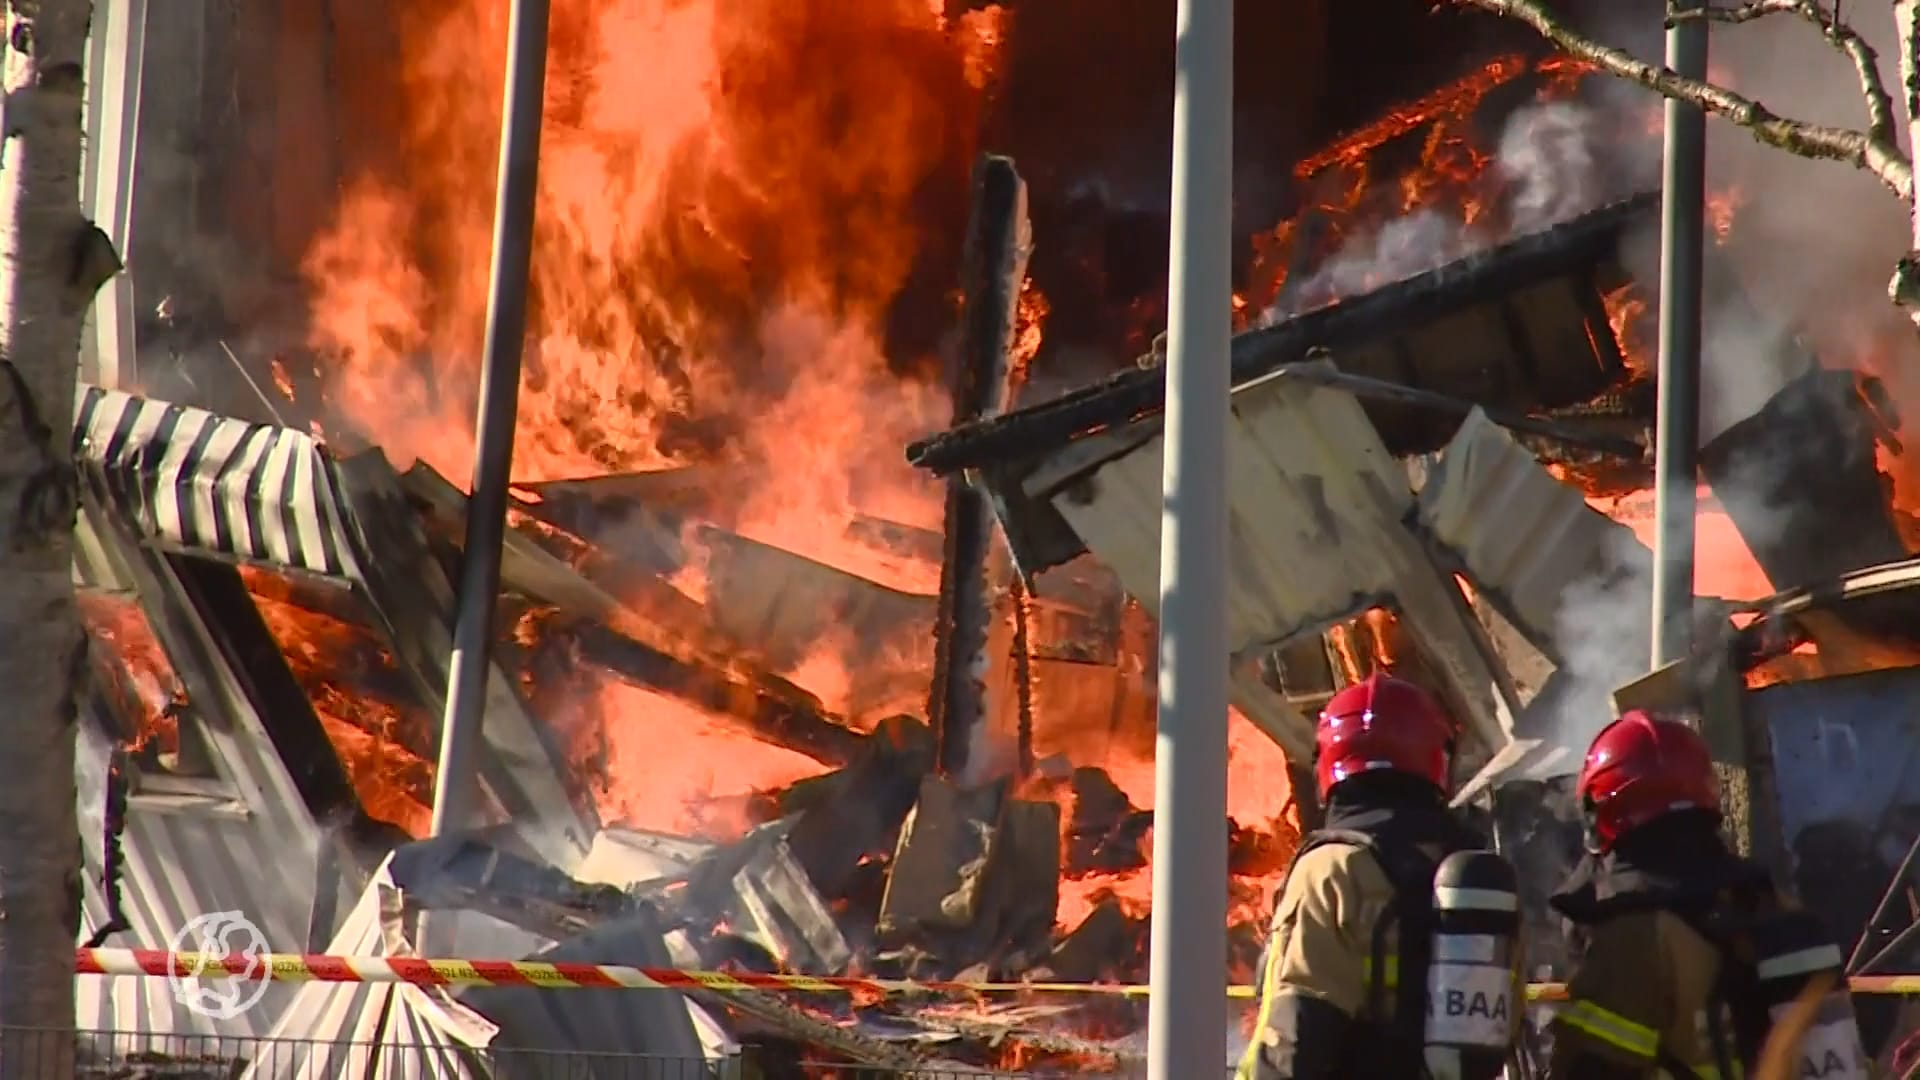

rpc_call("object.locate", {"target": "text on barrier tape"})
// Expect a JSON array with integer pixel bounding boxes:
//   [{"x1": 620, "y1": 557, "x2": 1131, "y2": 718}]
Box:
[{"x1": 74, "y1": 949, "x2": 1920, "y2": 1000}]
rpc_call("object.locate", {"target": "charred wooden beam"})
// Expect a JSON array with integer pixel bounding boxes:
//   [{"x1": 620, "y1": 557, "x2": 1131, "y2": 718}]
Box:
[
  {"x1": 930, "y1": 154, "x2": 1032, "y2": 775},
  {"x1": 906, "y1": 193, "x2": 1658, "y2": 477},
  {"x1": 540, "y1": 619, "x2": 866, "y2": 768}
]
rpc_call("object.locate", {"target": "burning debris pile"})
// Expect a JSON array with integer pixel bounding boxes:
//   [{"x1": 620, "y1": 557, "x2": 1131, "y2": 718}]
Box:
[{"x1": 76, "y1": 1, "x2": 1920, "y2": 1072}]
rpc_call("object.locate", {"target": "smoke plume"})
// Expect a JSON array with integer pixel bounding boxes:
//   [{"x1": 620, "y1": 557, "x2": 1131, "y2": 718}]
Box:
[{"x1": 1263, "y1": 97, "x2": 1647, "y2": 322}]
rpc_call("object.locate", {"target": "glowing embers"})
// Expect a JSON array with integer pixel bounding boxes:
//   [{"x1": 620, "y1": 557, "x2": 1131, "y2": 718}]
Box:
[
  {"x1": 78, "y1": 589, "x2": 215, "y2": 781},
  {"x1": 239, "y1": 565, "x2": 439, "y2": 836}
]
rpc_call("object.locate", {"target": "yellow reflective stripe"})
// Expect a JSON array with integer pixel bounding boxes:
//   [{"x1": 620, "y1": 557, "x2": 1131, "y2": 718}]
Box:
[
  {"x1": 1558, "y1": 1000, "x2": 1660, "y2": 1059},
  {"x1": 1361, "y1": 954, "x2": 1399, "y2": 990},
  {"x1": 1236, "y1": 942, "x2": 1287, "y2": 1079}
]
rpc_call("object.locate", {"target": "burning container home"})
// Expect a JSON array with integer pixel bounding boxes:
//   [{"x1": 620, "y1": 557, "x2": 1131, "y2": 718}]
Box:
[{"x1": 69, "y1": 2, "x2": 1920, "y2": 1073}]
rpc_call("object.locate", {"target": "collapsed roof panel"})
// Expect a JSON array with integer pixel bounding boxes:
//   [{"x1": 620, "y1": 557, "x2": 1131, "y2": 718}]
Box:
[
  {"x1": 1417, "y1": 408, "x2": 1651, "y2": 668},
  {"x1": 907, "y1": 194, "x2": 1656, "y2": 576},
  {"x1": 908, "y1": 193, "x2": 1652, "y2": 476},
  {"x1": 1031, "y1": 363, "x2": 1519, "y2": 769}
]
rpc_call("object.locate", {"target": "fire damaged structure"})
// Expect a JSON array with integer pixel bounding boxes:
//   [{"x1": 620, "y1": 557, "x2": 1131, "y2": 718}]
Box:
[{"x1": 66, "y1": 5, "x2": 1920, "y2": 1073}]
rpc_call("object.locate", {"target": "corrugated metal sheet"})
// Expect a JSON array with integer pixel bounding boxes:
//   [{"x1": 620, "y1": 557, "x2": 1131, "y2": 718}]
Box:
[
  {"x1": 1416, "y1": 408, "x2": 1650, "y2": 664},
  {"x1": 1030, "y1": 363, "x2": 1520, "y2": 769},
  {"x1": 72, "y1": 500, "x2": 353, "y2": 1042},
  {"x1": 240, "y1": 857, "x2": 493, "y2": 1080},
  {"x1": 75, "y1": 664, "x2": 352, "y2": 1042}
]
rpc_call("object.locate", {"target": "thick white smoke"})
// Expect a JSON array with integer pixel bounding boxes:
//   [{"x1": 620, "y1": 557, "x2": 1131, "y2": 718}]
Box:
[{"x1": 1528, "y1": 529, "x2": 1657, "y2": 756}]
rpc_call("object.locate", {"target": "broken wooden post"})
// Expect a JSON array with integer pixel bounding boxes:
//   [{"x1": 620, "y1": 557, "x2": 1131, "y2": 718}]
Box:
[{"x1": 929, "y1": 154, "x2": 1032, "y2": 776}]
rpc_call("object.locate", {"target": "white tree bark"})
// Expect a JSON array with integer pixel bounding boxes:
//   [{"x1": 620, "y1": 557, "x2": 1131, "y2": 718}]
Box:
[
  {"x1": 1888, "y1": 1, "x2": 1920, "y2": 330},
  {"x1": 0, "y1": 1, "x2": 116, "y2": 1076}
]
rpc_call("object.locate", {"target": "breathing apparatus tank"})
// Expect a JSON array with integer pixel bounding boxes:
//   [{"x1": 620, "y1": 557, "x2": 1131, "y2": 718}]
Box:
[
  {"x1": 1751, "y1": 912, "x2": 1869, "y2": 1080},
  {"x1": 1424, "y1": 849, "x2": 1520, "y2": 1080}
]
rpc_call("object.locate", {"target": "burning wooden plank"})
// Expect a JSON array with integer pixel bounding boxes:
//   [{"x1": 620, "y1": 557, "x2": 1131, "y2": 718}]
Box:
[{"x1": 930, "y1": 154, "x2": 1034, "y2": 774}]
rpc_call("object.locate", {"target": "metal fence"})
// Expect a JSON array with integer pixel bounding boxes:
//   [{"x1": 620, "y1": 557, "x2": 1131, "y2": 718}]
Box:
[{"x1": 0, "y1": 1028, "x2": 1162, "y2": 1079}]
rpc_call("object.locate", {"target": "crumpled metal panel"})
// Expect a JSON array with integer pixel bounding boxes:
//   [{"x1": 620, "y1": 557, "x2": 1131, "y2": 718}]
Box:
[
  {"x1": 240, "y1": 856, "x2": 496, "y2": 1080},
  {"x1": 1035, "y1": 364, "x2": 1519, "y2": 769},
  {"x1": 1416, "y1": 408, "x2": 1650, "y2": 665},
  {"x1": 73, "y1": 385, "x2": 363, "y2": 582}
]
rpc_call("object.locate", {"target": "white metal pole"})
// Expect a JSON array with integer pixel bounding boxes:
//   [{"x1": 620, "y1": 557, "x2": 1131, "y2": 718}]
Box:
[{"x1": 1148, "y1": 0, "x2": 1233, "y2": 1074}]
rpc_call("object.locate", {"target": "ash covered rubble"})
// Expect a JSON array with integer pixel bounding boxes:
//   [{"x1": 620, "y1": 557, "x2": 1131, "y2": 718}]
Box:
[{"x1": 67, "y1": 179, "x2": 1920, "y2": 1075}]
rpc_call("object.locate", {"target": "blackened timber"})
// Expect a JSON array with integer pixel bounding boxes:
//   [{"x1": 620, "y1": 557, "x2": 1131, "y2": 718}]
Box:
[
  {"x1": 568, "y1": 622, "x2": 866, "y2": 767},
  {"x1": 784, "y1": 714, "x2": 936, "y2": 897},
  {"x1": 165, "y1": 555, "x2": 378, "y2": 817},
  {"x1": 906, "y1": 193, "x2": 1658, "y2": 477},
  {"x1": 930, "y1": 154, "x2": 1032, "y2": 774}
]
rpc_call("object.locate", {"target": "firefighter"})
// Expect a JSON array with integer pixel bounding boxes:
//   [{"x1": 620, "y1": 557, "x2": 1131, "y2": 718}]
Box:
[
  {"x1": 1238, "y1": 673, "x2": 1506, "y2": 1080},
  {"x1": 1549, "y1": 709, "x2": 1868, "y2": 1080}
]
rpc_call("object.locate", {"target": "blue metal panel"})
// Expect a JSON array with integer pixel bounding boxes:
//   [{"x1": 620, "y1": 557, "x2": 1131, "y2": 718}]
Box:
[{"x1": 1752, "y1": 666, "x2": 1920, "y2": 849}]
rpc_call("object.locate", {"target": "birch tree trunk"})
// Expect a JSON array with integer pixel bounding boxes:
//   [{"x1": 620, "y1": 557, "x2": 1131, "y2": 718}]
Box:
[
  {"x1": 1890, "y1": 1, "x2": 1920, "y2": 331},
  {"x1": 0, "y1": 1, "x2": 117, "y2": 1076}
]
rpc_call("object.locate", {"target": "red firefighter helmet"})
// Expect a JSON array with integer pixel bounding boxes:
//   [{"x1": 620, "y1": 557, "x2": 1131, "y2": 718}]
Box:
[
  {"x1": 1313, "y1": 674, "x2": 1456, "y2": 802},
  {"x1": 1576, "y1": 709, "x2": 1720, "y2": 853}
]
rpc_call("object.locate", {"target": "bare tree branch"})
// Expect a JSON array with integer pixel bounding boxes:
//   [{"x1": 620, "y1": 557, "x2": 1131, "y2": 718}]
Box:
[
  {"x1": 1452, "y1": 0, "x2": 1914, "y2": 201},
  {"x1": 1670, "y1": 0, "x2": 1802, "y2": 25},
  {"x1": 1673, "y1": 0, "x2": 1900, "y2": 151}
]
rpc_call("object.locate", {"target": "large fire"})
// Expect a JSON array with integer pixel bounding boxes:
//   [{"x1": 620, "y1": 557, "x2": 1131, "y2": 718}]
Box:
[{"x1": 175, "y1": 0, "x2": 1919, "y2": 1022}]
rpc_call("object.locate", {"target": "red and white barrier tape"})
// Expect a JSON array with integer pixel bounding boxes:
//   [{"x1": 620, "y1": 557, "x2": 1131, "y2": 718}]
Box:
[{"x1": 72, "y1": 948, "x2": 1920, "y2": 1000}]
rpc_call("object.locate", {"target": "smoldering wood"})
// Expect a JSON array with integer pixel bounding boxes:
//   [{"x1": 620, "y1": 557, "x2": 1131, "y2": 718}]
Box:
[
  {"x1": 1065, "y1": 766, "x2": 1150, "y2": 876},
  {"x1": 968, "y1": 796, "x2": 1063, "y2": 970},
  {"x1": 907, "y1": 192, "x2": 1658, "y2": 477},
  {"x1": 784, "y1": 714, "x2": 937, "y2": 900},
  {"x1": 1702, "y1": 369, "x2": 1920, "y2": 645},
  {"x1": 930, "y1": 154, "x2": 1033, "y2": 774},
  {"x1": 1033, "y1": 897, "x2": 1144, "y2": 984}
]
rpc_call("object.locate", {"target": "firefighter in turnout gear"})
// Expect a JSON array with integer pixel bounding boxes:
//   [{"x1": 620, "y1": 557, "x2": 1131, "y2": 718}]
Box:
[
  {"x1": 1238, "y1": 674, "x2": 1518, "y2": 1080},
  {"x1": 1549, "y1": 710, "x2": 1870, "y2": 1080}
]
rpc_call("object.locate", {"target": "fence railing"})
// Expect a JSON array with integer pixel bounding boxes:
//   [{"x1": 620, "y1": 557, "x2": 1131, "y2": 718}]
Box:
[{"x1": 1, "y1": 1028, "x2": 1169, "y2": 1079}]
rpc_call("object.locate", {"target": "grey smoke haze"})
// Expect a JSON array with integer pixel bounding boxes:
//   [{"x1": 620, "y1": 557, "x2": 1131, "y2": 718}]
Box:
[
  {"x1": 1519, "y1": 0, "x2": 1920, "y2": 757},
  {"x1": 1531, "y1": 528, "x2": 1657, "y2": 759}
]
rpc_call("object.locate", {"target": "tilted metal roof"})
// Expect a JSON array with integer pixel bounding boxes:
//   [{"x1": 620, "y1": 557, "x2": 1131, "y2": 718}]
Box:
[{"x1": 1028, "y1": 362, "x2": 1523, "y2": 773}]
